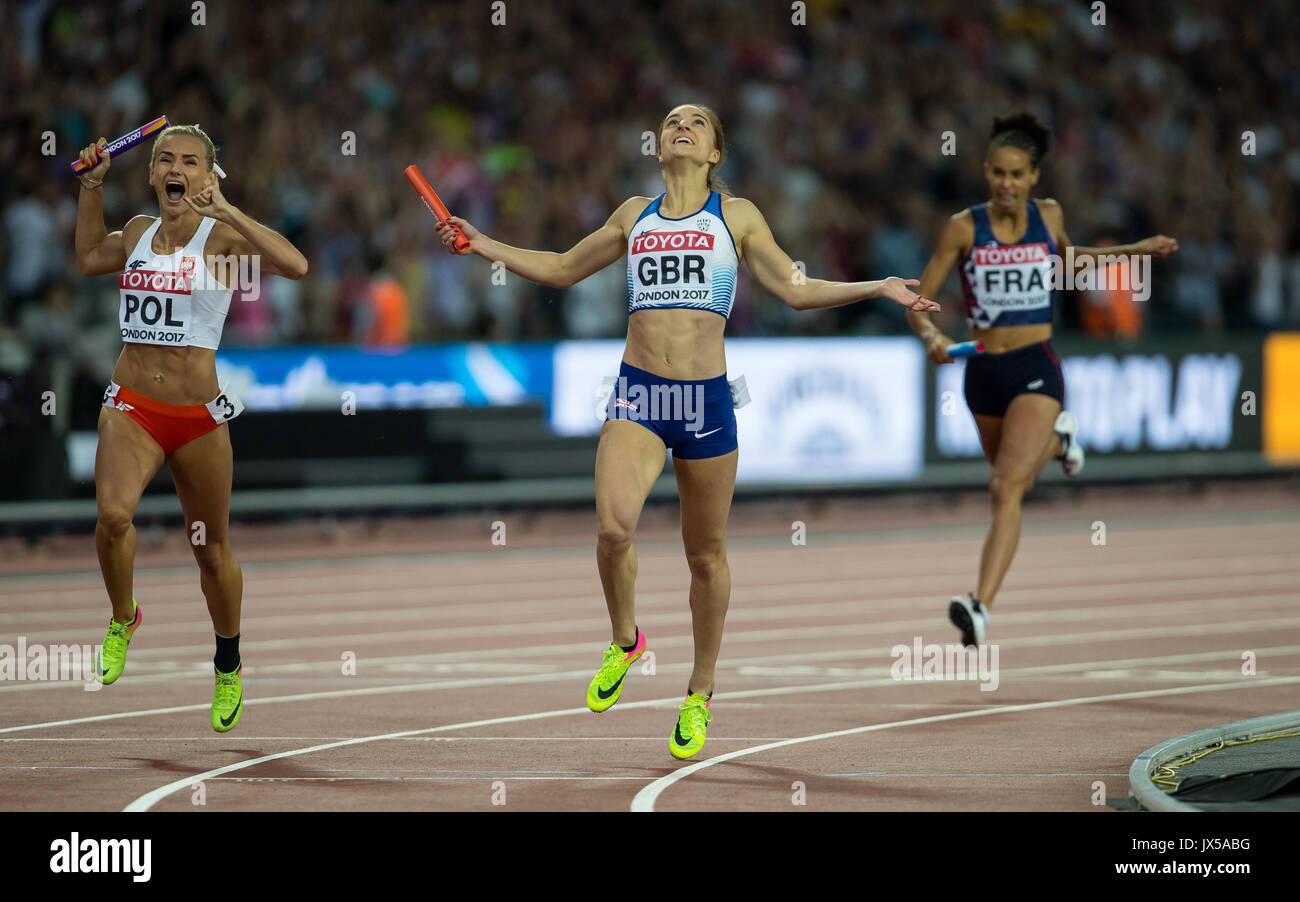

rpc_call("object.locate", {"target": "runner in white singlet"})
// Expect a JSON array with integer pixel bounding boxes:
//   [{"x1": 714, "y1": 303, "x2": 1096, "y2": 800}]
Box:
[
  {"x1": 74, "y1": 125, "x2": 308, "y2": 732},
  {"x1": 432, "y1": 104, "x2": 939, "y2": 760}
]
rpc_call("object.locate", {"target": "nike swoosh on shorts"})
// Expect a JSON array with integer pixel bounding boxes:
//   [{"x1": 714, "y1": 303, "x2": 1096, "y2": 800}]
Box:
[{"x1": 693, "y1": 428, "x2": 722, "y2": 439}]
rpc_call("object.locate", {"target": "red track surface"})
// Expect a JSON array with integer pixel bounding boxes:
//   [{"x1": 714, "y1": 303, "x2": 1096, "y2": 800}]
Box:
[{"x1": 2, "y1": 482, "x2": 1298, "y2": 811}]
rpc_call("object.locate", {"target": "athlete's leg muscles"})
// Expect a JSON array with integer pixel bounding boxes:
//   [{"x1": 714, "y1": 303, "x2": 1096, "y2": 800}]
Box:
[
  {"x1": 95, "y1": 408, "x2": 166, "y2": 622},
  {"x1": 672, "y1": 448, "x2": 738, "y2": 697},
  {"x1": 972, "y1": 413, "x2": 1004, "y2": 465},
  {"x1": 168, "y1": 424, "x2": 242, "y2": 637},
  {"x1": 594, "y1": 420, "x2": 668, "y2": 647},
  {"x1": 976, "y1": 393, "x2": 1062, "y2": 607}
]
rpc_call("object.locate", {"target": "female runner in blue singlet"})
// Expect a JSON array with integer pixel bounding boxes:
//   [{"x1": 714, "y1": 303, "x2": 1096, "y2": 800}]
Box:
[
  {"x1": 906, "y1": 112, "x2": 1178, "y2": 647},
  {"x1": 436, "y1": 104, "x2": 938, "y2": 759}
]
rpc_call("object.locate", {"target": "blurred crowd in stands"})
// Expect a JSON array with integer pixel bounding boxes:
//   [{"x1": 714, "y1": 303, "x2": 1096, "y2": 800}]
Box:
[{"x1": 1, "y1": 0, "x2": 1297, "y2": 407}]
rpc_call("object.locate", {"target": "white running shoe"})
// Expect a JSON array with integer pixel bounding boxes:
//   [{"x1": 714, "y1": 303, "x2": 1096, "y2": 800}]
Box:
[
  {"x1": 948, "y1": 594, "x2": 988, "y2": 647},
  {"x1": 1055, "y1": 411, "x2": 1084, "y2": 477}
]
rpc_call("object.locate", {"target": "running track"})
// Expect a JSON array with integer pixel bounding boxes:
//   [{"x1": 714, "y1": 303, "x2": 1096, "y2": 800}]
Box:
[{"x1": 2, "y1": 481, "x2": 1297, "y2": 811}]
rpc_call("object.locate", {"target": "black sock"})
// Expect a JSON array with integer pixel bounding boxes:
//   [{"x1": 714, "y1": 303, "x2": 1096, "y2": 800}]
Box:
[
  {"x1": 619, "y1": 627, "x2": 640, "y2": 653},
  {"x1": 214, "y1": 632, "x2": 240, "y2": 674}
]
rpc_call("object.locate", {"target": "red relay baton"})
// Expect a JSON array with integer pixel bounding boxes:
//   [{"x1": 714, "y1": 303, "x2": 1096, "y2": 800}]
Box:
[{"x1": 404, "y1": 164, "x2": 470, "y2": 253}]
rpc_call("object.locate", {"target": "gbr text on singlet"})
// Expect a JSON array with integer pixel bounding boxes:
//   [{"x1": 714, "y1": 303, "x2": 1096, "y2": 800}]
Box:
[{"x1": 632, "y1": 230, "x2": 713, "y2": 304}]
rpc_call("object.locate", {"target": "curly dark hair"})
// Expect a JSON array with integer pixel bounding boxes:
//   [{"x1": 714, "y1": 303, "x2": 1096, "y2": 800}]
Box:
[{"x1": 988, "y1": 112, "x2": 1051, "y2": 168}]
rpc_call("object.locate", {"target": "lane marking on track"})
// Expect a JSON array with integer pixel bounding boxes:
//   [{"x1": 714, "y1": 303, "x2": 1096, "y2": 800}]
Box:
[
  {"x1": 118, "y1": 659, "x2": 1300, "y2": 812},
  {"x1": 8, "y1": 547, "x2": 1298, "y2": 630},
  {"x1": 5, "y1": 629, "x2": 1300, "y2": 730},
  {"x1": 0, "y1": 765, "x2": 143, "y2": 770},
  {"x1": 10, "y1": 555, "x2": 1295, "y2": 640},
  {"x1": 7, "y1": 536, "x2": 1296, "y2": 601},
  {"x1": 0, "y1": 669, "x2": 588, "y2": 734},
  {"x1": 6, "y1": 590, "x2": 1296, "y2": 672},
  {"x1": 4, "y1": 501, "x2": 1296, "y2": 589},
  {"x1": 7, "y1": 527, "x2": 1297, "y2": 626},
  {"x1": 207, "y1": 776, "x2": 660, "y2": 782},
  {"x1": 4, "y1": 611, "x2": 1298, "y2": 703},
  {"x1": 824, "y1": 772, "x2": 1129, "y2": 777},
  {"x1": 1, "y1": 735, "x2": 798, "y2": 743},
  {"x1": 627, "y1": 675, "x2": 1300, "y2": 812}
]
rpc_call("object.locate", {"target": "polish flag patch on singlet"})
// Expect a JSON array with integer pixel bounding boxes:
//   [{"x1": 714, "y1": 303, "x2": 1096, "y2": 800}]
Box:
[{"x1": 119, "y1": 265, "x2": 193, "y2": 345}]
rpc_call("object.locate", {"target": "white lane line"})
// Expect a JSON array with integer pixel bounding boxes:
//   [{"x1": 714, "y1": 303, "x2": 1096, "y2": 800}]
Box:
[
  {"x1": 823, "y1": 772, "x2": 1131, "y2": 777},
  {"x1": 7, "y1": 524, "x2": 1296, "y2": 623},
  {"x1": 208, "y1": 776, "x2": 655, "y2": 782},
  {"x1": 245, "y1": 623, "x2": 1300, "y2": 676},
  {"x1": 0, "y1": 670, "x2": 588, "y2": 734},
  {"x1": 119, "y1": 653, "x2": 1300, "y2": 812},
  {"x1": 0, "y1": 765, "x2": 142, "y2": 770},
  {"x1": 5, "y1": 601, "x2": 1298, "y2": 698},
  {"x1": 4, "y1": 504, "x2": 1294, "y2": 595},
  {"x1": 9, "y1": 586, "x2": 1295, "y2": 666},
  {"x1": 7, "y1": 520, "x2": 1297, "y2": 613},
  {"x1": 5, "y1": 510, "x2": 1293, "y2": 586},
  {"x1": 627, "y1": 675, "x2": 1300, "y2": 812},
  {"x1": 9, "y1": 554, "x2": 1298, "y2": 636},
  {"x1": 2, "y1": 736, "x2": 795, "y2": 743},
  {"x1": 0, "y1": 701, "x2": 211, "y2": 733},
  {"x1": 7, "y1": 538, "x2": 1295, "y2": 607},
  {"x1": 735, "y1": 643, "x2": 1300, "y2": 680},
  {"x1": 205, "y1": 772, "x2": 1134, "y2": 781},
  {"x1": 122, "y1": 703, "x2": 620, "y2": 811},
  {"x1": 4, "y1": 616, "x2": 1299, "y2": 730}
]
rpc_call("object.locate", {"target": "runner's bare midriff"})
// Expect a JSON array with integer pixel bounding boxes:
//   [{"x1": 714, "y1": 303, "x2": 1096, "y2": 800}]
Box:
[
  {"x1": 112, "y1": 344, "x2": 220, "y2": 405},
  {"x1": 624, "y1": 308, "x2": 727, "y2": 380},
  {"x1": 970, "y1": 323, "x2": 1052, "y2": 354}
]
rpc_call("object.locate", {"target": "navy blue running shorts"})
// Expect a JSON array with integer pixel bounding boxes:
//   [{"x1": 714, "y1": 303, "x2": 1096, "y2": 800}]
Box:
[
  {"x1": 962, "y1": 340, "x2": 1065, "y2": 417},
  {"x1": 605, "y1": 361, "x2": 738, "y2": 459}
]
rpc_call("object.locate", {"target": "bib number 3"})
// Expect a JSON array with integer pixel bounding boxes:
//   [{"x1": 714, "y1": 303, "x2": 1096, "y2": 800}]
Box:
[{"x1": 205, "y1": 389, "x2": 244, "y2": 423}]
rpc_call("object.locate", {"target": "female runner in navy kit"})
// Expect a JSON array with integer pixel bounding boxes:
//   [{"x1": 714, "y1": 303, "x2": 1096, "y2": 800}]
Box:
[
  {"x1": 906, "y1": 112, "x2": 1178, "y2": 647},
  {"x1": 75, "y1": 125, "x2": 308, "y2": 731},
  {"x1": 436, "y1": 104, "x2": 939, "y2": 759}
]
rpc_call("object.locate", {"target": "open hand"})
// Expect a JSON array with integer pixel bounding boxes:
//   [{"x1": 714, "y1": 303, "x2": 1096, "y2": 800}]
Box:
[
  {"x1": 878, "y1": 277, "x2": 940, "y2": 313},
  {"x1": 1139, "y1": 235, "x2": 1179, "y2": 258}
]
